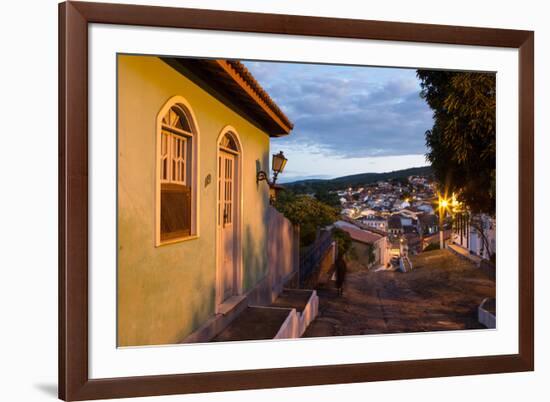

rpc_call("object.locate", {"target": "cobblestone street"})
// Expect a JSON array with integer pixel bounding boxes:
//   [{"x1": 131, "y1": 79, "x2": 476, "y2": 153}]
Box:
[{"x1": 304, "y1": 249, "x2": 496, "y2": 337}]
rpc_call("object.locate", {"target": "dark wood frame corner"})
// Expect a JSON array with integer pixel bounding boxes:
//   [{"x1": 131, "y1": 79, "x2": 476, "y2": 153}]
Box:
[{"x1": 59, "y1": 1, "x2": 534, "y2": 400}]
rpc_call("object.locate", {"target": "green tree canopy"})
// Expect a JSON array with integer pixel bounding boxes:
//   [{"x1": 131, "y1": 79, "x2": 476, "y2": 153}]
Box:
[
  {"x1": 315, "y1": 188, "x2": 341, "y2": 208},
  {"x1": 332, "y1": 228, "x2": 352, "y2": 257},
  {"x1": 417, "y1": 70, "x2": 496, "y2": 215},
  {"x1": 274, "y1": 190, "x2": 339, "y2": 246}
]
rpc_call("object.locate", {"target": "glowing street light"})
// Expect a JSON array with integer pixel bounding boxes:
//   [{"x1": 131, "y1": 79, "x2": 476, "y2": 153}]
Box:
[
  {"x1": 437, "y1": 192, "x2": 450, "y2": 250},
  {"x1": 257, "y1": 151, "x2": 288, "y2": 184},
  {"x1": 271, "y1": 151, "x2": 288, "y2": 183},
  {"x1": 436, "y1": 192, "x2": 462, "y2": 250}
]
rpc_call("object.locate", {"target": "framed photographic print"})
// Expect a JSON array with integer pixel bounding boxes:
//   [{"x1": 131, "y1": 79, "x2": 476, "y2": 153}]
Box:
[{"x1": 59, "y1": 1, "x2": 534, "y2": 400}]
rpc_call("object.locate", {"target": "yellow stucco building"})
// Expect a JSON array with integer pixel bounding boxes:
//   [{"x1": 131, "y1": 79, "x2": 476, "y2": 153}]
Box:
[{"x1": 117, "y1": 55, "x2": 320, "y2": 347}]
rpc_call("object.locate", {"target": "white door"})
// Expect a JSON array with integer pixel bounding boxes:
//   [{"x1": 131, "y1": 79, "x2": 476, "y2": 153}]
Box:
[{"x1": 218, "y1": 151, "x2": 237, "y2": 302}]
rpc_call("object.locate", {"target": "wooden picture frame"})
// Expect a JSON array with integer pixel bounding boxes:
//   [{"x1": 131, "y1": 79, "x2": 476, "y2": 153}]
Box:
[{"x1": 59, "y1": 1, "x2": 534, "y2": 400}]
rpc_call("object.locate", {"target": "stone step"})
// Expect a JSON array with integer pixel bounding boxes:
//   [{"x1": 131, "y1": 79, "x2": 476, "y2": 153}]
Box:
[
  {"x1": 212, "y1": 289, "x2": 319, "y2": 342},
  {"x1": 212, "y1": 306, "x2": 293, "y2": 342}
]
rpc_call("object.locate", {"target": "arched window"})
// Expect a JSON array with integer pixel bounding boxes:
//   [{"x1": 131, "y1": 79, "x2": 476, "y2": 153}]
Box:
[
  {"x1": 158, "y1": 102, "x2": 197, "y2": 243},
  {"x1": 219, "y1": 132, "x2": 238, "y2": 152}
]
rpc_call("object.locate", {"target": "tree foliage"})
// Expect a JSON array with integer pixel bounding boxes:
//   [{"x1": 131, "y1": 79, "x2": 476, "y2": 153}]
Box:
[
  {"x1": 273, "y1": 190, "x2": 339, "y2": 246},
  {"x1": 332, "y1": 228, "x2": 352, "y2": 257},
  {"x1": 315, "y1": 188, "x2": 341, "y2": 208},
  {"x1": 417, "y1": 70, "x2": 496, "y2": 215},
  {"x1": 367, "y1": 244, "x2": 376, "y2": 265}
]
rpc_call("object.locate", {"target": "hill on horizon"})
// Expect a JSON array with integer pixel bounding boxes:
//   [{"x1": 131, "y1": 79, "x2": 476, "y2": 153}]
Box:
[{"x1": 283, "y1": 166, "x2": 432, "y2": 193}]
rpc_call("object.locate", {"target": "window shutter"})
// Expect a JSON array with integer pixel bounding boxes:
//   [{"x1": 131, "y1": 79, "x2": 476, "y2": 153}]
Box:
[{"x1": 160, "y1": 183, "x2": 191, "y2": 241}]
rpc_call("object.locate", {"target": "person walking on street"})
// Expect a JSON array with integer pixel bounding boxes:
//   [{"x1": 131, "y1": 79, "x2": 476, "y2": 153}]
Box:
[{"x1": 335, "y1": 254, "x2": 347, "y2": 296}]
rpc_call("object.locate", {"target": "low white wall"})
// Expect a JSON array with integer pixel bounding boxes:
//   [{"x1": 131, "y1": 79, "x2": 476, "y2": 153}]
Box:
[
  {"x1": 297, "y1": 290, "x2": 319, "y2": 336},
  {"x1": 272, "y1": 290, "x2": 320, "y2": 339},
  {"x1": 274, "y1": 308, "x2": 300, "y2": 339},
  {"x1": 478, "y1": 298, "x2": 496, "y2": 329}
]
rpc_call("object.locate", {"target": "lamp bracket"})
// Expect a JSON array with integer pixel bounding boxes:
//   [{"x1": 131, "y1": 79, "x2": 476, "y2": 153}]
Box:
[{"x1": 257, "y1": 171, "x2": 269, "y2": 184}]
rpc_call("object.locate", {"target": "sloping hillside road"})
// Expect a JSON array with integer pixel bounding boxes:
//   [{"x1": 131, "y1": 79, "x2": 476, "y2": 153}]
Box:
[{"x1": 303, "y1": 249, "x2": 496, "y2": 337}]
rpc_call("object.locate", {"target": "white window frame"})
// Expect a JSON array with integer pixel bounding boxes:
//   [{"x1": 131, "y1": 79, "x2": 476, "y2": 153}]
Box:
[
  {"x1": 155, "y1": 96, "x2": 200, "y2": 246},
  {"x1": 160, "y1": 128, "x2": 188, "y2": 185}
]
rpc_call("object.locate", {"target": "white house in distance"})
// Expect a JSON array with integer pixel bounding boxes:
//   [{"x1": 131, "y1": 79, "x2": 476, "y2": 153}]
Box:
[
  {"x1": 334, "y1": 220, "x2": 389, "y2": 268},
  {"x1": 360, "y1": 214, "x2": 388, "y2": 231},
  {"x1": 452, "y1": 213, "x2": 496, "y2": 260}
]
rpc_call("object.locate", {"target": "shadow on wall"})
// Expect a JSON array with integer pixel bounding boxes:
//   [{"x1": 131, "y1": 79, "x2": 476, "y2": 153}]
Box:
[
  {"x1": 240, "y1": 151, "x2": 270, "y2": 290},
  {"x1": 255, "y1": 159, "x2": 262, "y2": 181},
  {"x1": 148, "y1": 247, "x2": 217, "y2": 344},
  {"x1": 255, "y1": 149, "x2": 270, "y2": 188},
  {"x1": 176, "y1": 284, "x2": 216, "y2": 343},
  {"x1": 266, "y1": 206, "x2": 296, "y2": 288},
  {"x1": 243, "y1": 224, "x2": 266, "y2": 291}
]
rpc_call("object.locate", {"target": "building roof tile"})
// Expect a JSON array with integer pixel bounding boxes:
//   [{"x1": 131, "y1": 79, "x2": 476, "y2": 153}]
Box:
[
  {"x1": 165, "y1": 57, "x2": 293, "y2": 136},
  {"x1": 334, "y1": 221, "x2": 383, "y2": 244}
]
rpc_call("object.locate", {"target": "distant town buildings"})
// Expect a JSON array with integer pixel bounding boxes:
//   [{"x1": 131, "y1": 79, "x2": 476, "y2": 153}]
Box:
[
  {"x1": 361, "y1": 214, "x2": 388, "y2": 231},
  {"x1": 330, "y1": 175, "x2": 442, "y2": 266},
  {"x1": 332, "y1": 174, "x2": 495, "y2": 267}
]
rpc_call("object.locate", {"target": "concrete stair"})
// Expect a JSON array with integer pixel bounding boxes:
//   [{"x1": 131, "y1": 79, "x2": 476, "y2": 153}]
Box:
[{"x1": 211, "y1": 289, "x2": 318, "y2": 342}]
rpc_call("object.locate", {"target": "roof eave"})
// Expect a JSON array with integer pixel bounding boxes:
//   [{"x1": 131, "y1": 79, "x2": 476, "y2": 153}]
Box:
[
  {"x1": 216, "y1": 60, "x2": 293, "y2": 136},
  {"x1": 163, "y1": 57, "x2": 293, "y2": 137}
]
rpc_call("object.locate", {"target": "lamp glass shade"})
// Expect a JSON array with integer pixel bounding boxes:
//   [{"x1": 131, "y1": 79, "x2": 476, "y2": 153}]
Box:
[{"x1": 272, "y1": 151, "x2": 287, "y2": 174}]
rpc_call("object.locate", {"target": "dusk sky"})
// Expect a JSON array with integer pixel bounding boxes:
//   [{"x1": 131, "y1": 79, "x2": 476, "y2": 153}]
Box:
[{"x1": 243, "y1": 61, "x2": 434, "y2": 183}]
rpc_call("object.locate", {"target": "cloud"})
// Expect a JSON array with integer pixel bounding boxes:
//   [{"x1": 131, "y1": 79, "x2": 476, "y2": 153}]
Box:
[{"x1": 244, "y1": 61, "x2": 433, "y2": 159}]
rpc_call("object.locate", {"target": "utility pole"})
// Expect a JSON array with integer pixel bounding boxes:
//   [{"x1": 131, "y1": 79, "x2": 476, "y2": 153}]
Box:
[{"x1": 438, "y1": 194, "x2": 448, "y2": 250}]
